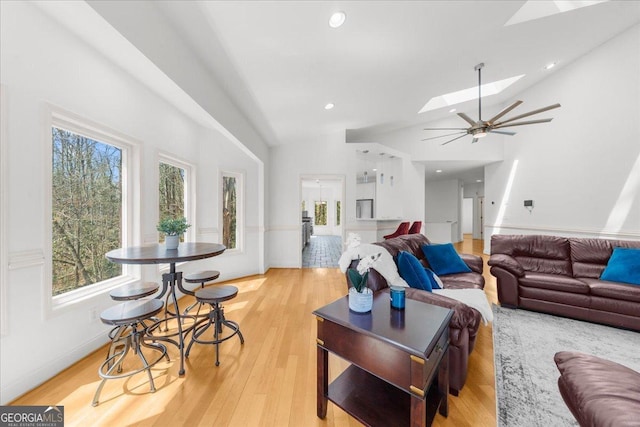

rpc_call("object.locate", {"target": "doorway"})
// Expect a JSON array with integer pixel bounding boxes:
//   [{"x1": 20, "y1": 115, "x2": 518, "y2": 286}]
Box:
[{"x1": 299, "y1": 175, "x2": 345, "y2": 268}]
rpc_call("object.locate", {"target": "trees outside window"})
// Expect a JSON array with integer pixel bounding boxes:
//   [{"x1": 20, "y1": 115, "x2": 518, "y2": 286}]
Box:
[
  {"x1": 222, "y1": 175, "x2": 238, "y2": 249},
  {"x1": 51, "y1": 127, "x2": 122, "y2": 296},
  {"x1": 315, "y1": 201, "x2": 327, "y2": 226},
  {"x1": 336, "y1": 201, "x2": 341, "y2": 226},
  {"x1": 159, "y1": 162, "x2": 185, "y2": 242}
]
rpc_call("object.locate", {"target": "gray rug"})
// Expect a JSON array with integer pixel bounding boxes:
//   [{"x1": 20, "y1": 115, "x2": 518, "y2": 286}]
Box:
[{"x1": 493, "y1": 305, "x2": 640, "y2": 427}]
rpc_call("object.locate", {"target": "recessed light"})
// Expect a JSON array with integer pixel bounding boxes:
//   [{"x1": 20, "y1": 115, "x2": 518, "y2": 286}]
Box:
[
  {"x1": 476, "y1": 179, "x2": 482, "y2": 183},
  {"x1": 544, "y1": 62, "x2": 556, "y2": 70},
  {"x1": 436, "y1": 169, "x2": 442, "y2": 173},
  {"x1": 324, "y1": 103, "x2": 335, "y2": 110},
  {"x1": 372, "y1": 168, "x2": 377, "y2": 171},
  {"x1": 449, "y1": 108, "x2": 457, "y2": 113},
  {"x1": 329, "y1": 11, "x2": 346, "y2": 28}
]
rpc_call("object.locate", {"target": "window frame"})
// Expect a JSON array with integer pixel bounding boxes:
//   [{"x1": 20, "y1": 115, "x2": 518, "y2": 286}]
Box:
[
  {"x1": 157, "y1": 153, "x2": 195, "y2": 243},
  {"x1": 220, "y1": 170, "x2": 244, "y2": 253},
  {"x1": 45, "y1": 106, "x2": 141, "y2": 315}
]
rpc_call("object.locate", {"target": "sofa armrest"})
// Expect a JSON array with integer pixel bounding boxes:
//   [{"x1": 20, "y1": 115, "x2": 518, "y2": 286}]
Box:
[
  {"x1": 488, "y1": 254, "x2": 524, "y2": 277},
  {"x1": 402, "y1": 288, "x2": 481, "y2": 334},
  {"x1": 459, "y1": 253, "x2": 483, "y2": 274}
]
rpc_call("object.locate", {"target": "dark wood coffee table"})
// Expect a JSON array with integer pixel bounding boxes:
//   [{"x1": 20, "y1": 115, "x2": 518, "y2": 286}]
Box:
[{"x1": 313, "y1": 292, "x2": 453, "y2": 427}]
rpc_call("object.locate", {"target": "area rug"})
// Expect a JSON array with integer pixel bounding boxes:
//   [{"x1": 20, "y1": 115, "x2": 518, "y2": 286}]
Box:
[{"x1": 493, "y1": 305, "x2": 640, "y2": 427}]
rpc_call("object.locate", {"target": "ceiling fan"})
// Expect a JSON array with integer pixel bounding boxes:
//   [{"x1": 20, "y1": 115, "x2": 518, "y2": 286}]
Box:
[{"x1": 422, "y1": 63, "x2": 561, "y2": 145}]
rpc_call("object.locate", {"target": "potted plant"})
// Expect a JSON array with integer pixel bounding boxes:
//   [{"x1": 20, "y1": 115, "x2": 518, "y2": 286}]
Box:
[
  {"x1": 157, "y1": 217, "x2": 191, "y2": 250},
  {"x1": 347, "y1": 253, "x2": 381, "y2": 313}
]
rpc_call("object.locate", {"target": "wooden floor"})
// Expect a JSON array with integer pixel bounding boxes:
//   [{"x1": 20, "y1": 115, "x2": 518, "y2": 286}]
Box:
[{"x1": 11, "y1": 236, "x2": 497, "y2": 426}]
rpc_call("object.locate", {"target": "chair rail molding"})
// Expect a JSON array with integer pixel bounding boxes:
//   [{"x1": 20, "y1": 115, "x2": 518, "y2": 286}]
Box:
[{"x1": 485, "y1": 224, "x2": 640, "y2": 240}]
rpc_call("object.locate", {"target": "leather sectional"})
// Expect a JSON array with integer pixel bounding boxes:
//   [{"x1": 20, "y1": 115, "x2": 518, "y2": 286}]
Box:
[
  {"x1": 489, "y1": 234, "x2": 640, "y2": 331},
  {"x1": 346, "y1": 233, "x2": 485, "y2": 395}
]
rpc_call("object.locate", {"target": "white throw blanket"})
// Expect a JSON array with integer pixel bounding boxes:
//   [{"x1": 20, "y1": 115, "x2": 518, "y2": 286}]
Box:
[
  {"x1": 433, "y1": 288, "x2": 494, "y2": 325},
  {"x1": 338, "y1": 233, "x2": 409, "y2": 288}
]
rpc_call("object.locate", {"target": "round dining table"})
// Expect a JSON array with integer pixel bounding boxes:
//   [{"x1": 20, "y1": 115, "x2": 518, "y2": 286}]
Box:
[{"x1": 106, "y1": 242, "x2": 226, "y2": 375}]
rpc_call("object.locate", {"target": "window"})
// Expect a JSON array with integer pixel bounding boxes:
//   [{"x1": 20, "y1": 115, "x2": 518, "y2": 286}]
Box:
[
  {"x1": 221, "y1": 171, "x2": 242, "y2": 251},
  {"x1": 336, "y1": 201, "x2": 341, "y2": 226},
  {"x1": 159, "y1": 162, "x2": 185, "y2": 242},
  {"x1": 51, "y1": 127, "x2": 123, "y2": 296},
  {"x1": 315, "y1": 201, "x2": 327, "y2": 226}
]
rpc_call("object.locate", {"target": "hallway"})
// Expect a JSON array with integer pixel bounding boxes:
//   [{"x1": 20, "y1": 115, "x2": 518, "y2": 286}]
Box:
[{"x1": 302, "y1": 235, "x2": 342, "y2": 268}]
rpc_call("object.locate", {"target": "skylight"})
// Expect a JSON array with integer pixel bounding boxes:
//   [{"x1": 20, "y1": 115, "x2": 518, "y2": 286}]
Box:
[
  {"x1": 505, "y1": 0, "x2": 609, "y2": 26},
  {"x1": 418, "y1": 74, "x2": 525, "y2": 114}
]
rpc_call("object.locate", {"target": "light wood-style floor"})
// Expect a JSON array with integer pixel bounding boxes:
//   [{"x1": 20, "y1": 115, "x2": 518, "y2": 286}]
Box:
[{"x1": 11, "y1": 236, "x2": 497, "y2": 426}]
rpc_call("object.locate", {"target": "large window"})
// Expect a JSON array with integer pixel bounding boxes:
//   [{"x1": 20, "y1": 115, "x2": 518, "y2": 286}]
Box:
[
  {"x1": 51, "y1": 127, "x2": 123, "y2": 296},
  {"x1": 314, "y1": 201, "x2": 327, "y2": 226},
  {"x1": 221, "y1": 172, "x2": 242, "y2": 251},
  {"x1": 159, "y1": 162, "x2": 185, "y2": 242}
]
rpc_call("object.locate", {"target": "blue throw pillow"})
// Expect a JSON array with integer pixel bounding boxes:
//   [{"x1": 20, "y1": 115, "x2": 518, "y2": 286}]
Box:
[
  {"x1": 421, "y1": 243, "x2": 472, "y2": 276},
  {"x1": 601, "y1": 247, "x2": 640, "y2": 286},
  {"x1": 424, "y1": 268, "x2": 442, "y2": 289},
  {"x1": 397, "y1": 251, "x2": 432, "y2": 292}
]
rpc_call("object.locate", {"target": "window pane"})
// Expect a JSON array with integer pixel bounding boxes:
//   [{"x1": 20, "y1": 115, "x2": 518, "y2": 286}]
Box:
[
  {"x1": 314, "y1": 201, "x2": 327, "y2": 226},
  {"x1": 159, "y1": 162, "x2": 185, "y2": 242},
  {"x1": 336, "y1": 201, "x2": 341, "y2": 226},
  {"x1": 223, "y1": 176, "x2": 237, "y2": 249},
  {"x1": 52, "y1": 127, "x2": 122, "y2": 296}
]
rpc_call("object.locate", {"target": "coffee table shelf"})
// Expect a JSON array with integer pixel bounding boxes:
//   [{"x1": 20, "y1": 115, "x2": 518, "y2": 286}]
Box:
[{"x1": 329, "y1": 364, "x2": 444, "y2": 427}]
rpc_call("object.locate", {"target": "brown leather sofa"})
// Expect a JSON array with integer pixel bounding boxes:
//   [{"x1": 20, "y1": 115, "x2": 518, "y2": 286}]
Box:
[
  {"x1": 346, "y1": 233, "x2": 485, "y2": 395},
  {"x1": 554, "y1": 351, "x2": 640, "y2": 426},
  {"x1": 489, "y1": 234, "x2": 640, "y2": 331}
]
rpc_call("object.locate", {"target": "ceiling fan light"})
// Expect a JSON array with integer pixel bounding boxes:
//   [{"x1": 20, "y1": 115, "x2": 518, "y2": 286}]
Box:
[{"x1": 475, "y1": 132, "x2": 487, "y2": 138}]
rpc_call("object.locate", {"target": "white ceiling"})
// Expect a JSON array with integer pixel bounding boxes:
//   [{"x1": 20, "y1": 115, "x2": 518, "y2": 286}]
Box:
[{"x1": 86, "y1": 1, "x2": 640, "y2": 182}]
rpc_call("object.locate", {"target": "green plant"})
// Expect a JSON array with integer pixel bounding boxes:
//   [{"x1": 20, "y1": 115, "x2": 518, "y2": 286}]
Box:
[
  {"x1": 347, "y1": 253, "x2": 381, "y2": 293},
  {"x1": 347, "y1": 268, "x2": 369, "y2": 293},
  {"x1": 156, "y1": 217, "x2": 191, "y2": 236}
]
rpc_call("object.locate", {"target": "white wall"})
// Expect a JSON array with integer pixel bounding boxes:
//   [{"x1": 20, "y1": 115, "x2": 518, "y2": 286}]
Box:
[
  {"x1": 269, "y1": 137, "x2": 426, "y2": 267},
  {"x1": 463, "y1": 182, "x2": 485, "y2": 239},
  {"x1": 462, "y1": 198, "x2": 473, "y2": 234},
  {"x1": 483, "y1": 24, "x2": 640, "y2": 252},
  {"x1": 425, "y1": 178, "x2": 463, "y2": 243},
  {"x1": 0, "y1": 1, "x2": 262, "y2": 403}
]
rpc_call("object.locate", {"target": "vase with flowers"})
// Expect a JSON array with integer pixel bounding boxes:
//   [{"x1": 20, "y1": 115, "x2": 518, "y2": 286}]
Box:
[{"x1": 347, "y1": 252, "x2": 381, "y2": 313}]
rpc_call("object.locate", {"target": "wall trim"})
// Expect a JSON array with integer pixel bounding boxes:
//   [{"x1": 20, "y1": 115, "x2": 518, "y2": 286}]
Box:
[
  {"x1": 485, "y1": 224, "x2": 640, "y2": 240},
  {"x1": 8, "y1": 250, "x2": 45, "y2": 270}
]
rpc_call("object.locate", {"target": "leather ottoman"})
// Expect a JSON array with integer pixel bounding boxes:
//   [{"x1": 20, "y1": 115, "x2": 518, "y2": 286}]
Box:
[{"x1": 554, "y1": 351, "x2": 640, "y2": 426}]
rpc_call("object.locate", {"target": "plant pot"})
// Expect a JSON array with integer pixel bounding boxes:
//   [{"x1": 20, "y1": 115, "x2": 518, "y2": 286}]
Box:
[
  {"x1": 348, "y1": 287, "x2": 373, "y2": 313},
  {"x1": 165, "y1": 235, "x2": 180, "y2": 250}
]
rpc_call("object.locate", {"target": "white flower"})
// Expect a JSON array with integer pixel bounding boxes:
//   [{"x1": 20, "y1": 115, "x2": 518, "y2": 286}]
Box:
[{"x1": 356, "y1": 252, "x2": 381, "y2": 275}]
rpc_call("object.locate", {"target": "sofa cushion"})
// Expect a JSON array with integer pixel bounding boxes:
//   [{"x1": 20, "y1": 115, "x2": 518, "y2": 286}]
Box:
[
  {"x1": 439, "y1": 272, "x2": 485, "y2": 290},
  {"x1": 397, "y1": 251, "x2": 433, "y2": 292},
  {"x1": 581, "y1": 277, "x2": 640, "y2": 303},
  {"x1": 519, "y1": 272, "x2": 590, "y2": 294},
  {"x1": 600, "y1": 247, "x2": 640, "y2": 286},
  {"x1": 570, "y1": 238, "x2": 640, "y2": 278},
  {"x1": 421, "y1": 243, "x2": 472, "y2": 275},
  {"x1": 491, "y1": 234, "x2": 573, "y2": 276}
]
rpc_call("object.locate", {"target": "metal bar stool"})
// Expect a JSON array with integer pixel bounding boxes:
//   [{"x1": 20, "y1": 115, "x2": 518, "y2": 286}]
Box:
[
  {"x1": 93, "y1": 299, "x2": 169, "y2": 406},
  {"x1": 181, "y1": 270, "x2": 220, "y2": 317},
  {"x1": 185, "y1": 285, "x2": 244, "y2": 366}
]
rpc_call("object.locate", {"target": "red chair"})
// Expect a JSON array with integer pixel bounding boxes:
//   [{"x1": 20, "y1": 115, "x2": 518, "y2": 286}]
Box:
[
  {"x1": 383, "y1": 222, "x2": 410, "y2": 239},
  {"x1": 408, "y1": 221, "x2": 422, "y2": 234}
]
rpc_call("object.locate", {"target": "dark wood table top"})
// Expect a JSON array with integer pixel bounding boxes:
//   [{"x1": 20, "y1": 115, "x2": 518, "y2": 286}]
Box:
[
  {"x1": 313, "y1": 292, "x2": 453, "y2": 358},
  {"x1": 105, "y1": 242, "x2": 226, "y2": 265}
]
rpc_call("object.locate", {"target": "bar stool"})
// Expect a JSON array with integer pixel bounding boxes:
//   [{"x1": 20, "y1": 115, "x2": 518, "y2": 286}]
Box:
[
  {"x1": 185, "y1": 285, "x2": 244, "y2": 366},
  {"x1": 110, "y1": 282, "x2": 159, "y2": 301},
  {"x1": 93, "y1": 299, "x2": 168, "y2": 406},
  {"x1": 181, "y1": 270, "x2": 220, "y2": 317}
]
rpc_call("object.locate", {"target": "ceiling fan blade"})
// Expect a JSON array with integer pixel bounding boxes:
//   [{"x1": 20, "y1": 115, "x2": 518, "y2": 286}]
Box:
[
  {"x1": 423, "y1": 127, "x2": 468, "y2": 130},
  {"x1": 421, "y1": 131, "x2": 467, "y2": 141},
  {"x1": 457, "y1": 112, "x2": 477, "y2": 126},
  {"x1": 441, "y1": 133, "x2": 470, "y2": 146},
  {"x1": 488, "y1": 129, "x2": 517, "y2": 136},
  {"x1": 471, "y1": 138, "x2": 478, "y2": 144},
  {"x1": 493, "y1": 118, "x2": 553, "y2": 128},
  {"x1": 487, "y1": 100, "x2": 523, "y2": 124},
  {"x1": 494, "y1": 103, "x2": 561, "y2": 126}
]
